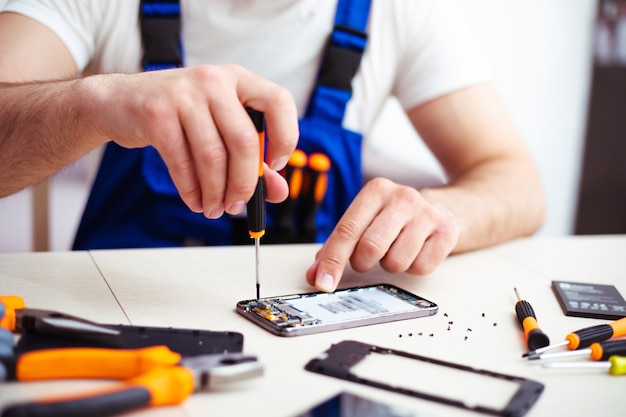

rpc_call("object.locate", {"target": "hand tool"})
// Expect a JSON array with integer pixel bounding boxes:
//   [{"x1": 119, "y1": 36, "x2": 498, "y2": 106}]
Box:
[
  {"x1": 1, "y1": 345, "x2": 262, "y2": 417},
  {"x1": 271, "y1": 149, "x2": 307, "y2": 243},
  {"x1": 0, "y1": 295, "x2": 119, "y2": 337},
  {"x1": 514, "y1": 288, "x2": 550, "y2": 351},
  {"x1": 530, "y1": 339, "x2": 626, "y2": 361},
  {"x1": 298, "y1": 152, "x2": 331, "y2": 243},
  {"x1": 245, "y1": 108, "x2": 266, "y2": 299},
  {"x1": 541, "y1": 355, "x2": 626, "y2": 375},
  {"x1": 523, "y1": 316, "x2": 626, "y2": 359}
]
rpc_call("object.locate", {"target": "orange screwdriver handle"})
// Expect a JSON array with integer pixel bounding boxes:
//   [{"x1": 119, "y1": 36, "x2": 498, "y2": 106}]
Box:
[
  {"x1": 515, "y1": 300, "x2": 550, "y2": 351},
  {"x1": 298, "y1": 153, "x2": 331, "y2": 243},
  {"x1": 16, "y1": 345, "x2": 181, "y2": 381},
  {"x1": 610, "y1": 317, "x2": 626, "y2": 337},
  {"x1": 589, "y1": 340, "x2": 626, "y2": 361},
  {"x1": 246, "y1": 108, "x2": 266, "y2": 239},
  {"x1": 2, "y1": 366, "x2": 195, "y2": 417},
  {"x1": 0, "y1": 295, "x2": 26, "y2": 331},
  {"x1": 566, "y1": 324, "x2": 616, "y2": 350},
  {"x1": 272, "y1": 149, "x2": 308, "y2": 243}
]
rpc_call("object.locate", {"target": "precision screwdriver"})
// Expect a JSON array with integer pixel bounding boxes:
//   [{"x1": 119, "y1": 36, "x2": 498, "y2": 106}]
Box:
[
  {"x1": 541, "y1": 355, "x2": 626, "y2": 375},
  {"x1": 298, "y1": 152, "x2": 331, "y2": 243},
  {"x1": 245, "y1": 108, "x2": 266, "y2": 300},
  {"x1": 524, "y1": 316, "x2": 626, "y2": 359},
  {"x1": 532, "y1": 339, "x2": 626, "y2": 361},
  {"x1": 514, "y1": 287, "x2": 550, "y2": 351},
  {"x1": 272, "y1": 149, "x2": 307, "y2": 243}
]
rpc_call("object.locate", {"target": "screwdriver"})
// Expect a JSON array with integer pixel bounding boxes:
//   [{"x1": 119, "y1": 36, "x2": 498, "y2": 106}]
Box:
[
  {"x1": 541, "y1": 355, "x2": 626, "y2": 375},
  {"x1": 245, "y1": 108, "x2": 266, "y2": 300},
  {"x1": 514, "y1": 287, "x2": 550, "y2": 351},
  {"x1": 524, "y1": 316, "x2": 626, "y2": 359},
  {"x1": 531, "y1": 339, "x2": 626, "y2": 361},
  {"x1": 273, "y1": 149, "x2": 307, "y2": 243},
  {"x1": 298, "y1": 152, "x2": 331, "y2": 243}
]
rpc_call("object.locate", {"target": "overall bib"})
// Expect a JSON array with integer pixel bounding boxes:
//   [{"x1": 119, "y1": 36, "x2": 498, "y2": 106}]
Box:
[{"x1": 72, "y1": 0, "x2": 371, "y2": 249}]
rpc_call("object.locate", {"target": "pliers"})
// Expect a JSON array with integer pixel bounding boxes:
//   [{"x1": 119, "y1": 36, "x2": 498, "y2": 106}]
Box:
[
  {"x1": 1, "y1": 344, "x2": 262, "y2": 417},
  {"x1": 0, "y1": 295, "x2": 120, "y2": 337},
  {"x1": 1, "y1": 296, "x2": 263, "y2": 417}
]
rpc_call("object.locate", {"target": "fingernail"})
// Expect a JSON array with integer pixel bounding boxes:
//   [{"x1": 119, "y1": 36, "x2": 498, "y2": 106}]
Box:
[
  {"x1": 270, "y1": 155, "x2": 289, "y2": 171},
  {"x1": 226, "y1": 200, "x2": 245, "y2": 215},
  {"x1": 207, "y1": 204, "x2": 224, "y2": 219},
  {"x1": 316, "y1": 273, "x2": 335, "y2": 292}
]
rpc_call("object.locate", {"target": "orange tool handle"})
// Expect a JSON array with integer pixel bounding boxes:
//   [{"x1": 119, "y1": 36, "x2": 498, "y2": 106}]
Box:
[
  {"x1": 16, "y1": 345, "x2": 181, "y2": 381},
  {"x1": 306, "y1": 153, "x2": 331, "y2": 203},
  {"x1": 565, "y1": 317, "x2": 626, "y2": 350},
  {"x1": 298, "y1": 153, "x2": 331, "y2": 243},
  {"x1": 515, "y1": 299, "x2": 550, "y2": 351},
  {"x1": 246, "y1": 108, "x2": 266, "y2": 239},
  {"x1": 0, "y1": 295, "x2": 26, "y2": 331},
  {"x1": 1, "y1": 366, "x2": 195, "y2": 417},
  {"x1": 589, "y1": 339, "x2": 626, "y2": 361},
  {"x1": 285, "y1": 149, "x2": 307, "y2": 199}
]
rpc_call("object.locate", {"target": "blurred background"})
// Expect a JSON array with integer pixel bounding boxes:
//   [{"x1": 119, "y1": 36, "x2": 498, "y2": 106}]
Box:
[{"x1": 2, "y1": 0, "x2": 623, "y2": 252}]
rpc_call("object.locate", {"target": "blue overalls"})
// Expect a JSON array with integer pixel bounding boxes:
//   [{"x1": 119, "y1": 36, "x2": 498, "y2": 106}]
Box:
[{"x1": 72, "y1": 0, "x2": 371, "y2": 250}]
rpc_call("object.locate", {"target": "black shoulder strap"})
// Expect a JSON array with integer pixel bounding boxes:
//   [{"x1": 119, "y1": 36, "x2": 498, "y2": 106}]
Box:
[
  {"x1": 316, "y1": 0, "x2": 370, "y2": 93},
  {"x1": 140, "y1": 0, "x2": 183, "y2": 71}
]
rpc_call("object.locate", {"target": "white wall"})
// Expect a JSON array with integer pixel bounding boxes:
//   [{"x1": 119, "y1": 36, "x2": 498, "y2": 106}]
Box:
[
  {"x1": 0, "y1": 1, "x2": 598, "y2": 252},
  {"x1": 367, "y1": 0, "x2": 597, "y2": 236}
]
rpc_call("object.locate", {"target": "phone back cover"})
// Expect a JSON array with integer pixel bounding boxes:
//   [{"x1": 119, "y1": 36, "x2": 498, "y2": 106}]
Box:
[{"x1": 15, "y1": 324, "x2": 244, "y2": 356}]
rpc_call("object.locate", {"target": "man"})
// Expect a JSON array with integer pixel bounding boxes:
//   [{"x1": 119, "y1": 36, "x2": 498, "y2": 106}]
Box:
[{"x1": 0, "y1": 0, "x2": 545, "y2": 292}]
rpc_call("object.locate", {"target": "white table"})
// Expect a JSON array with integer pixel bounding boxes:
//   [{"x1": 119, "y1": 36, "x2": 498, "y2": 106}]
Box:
[{"x1": 1, "y1": 235, "x2": 625, "y2": 417}]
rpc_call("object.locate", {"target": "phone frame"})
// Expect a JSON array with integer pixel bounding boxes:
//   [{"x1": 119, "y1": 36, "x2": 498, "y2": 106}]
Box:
[
  {"x1": 305, "y1": 340, "x2": 544, "y2": 417},
  {"x1": 235, "y1": 283, "x2": 438, "y2": 337}
]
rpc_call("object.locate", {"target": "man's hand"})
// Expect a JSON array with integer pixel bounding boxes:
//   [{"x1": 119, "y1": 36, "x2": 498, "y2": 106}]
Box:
[
  {"x1": 306, "y1": 177, "x2": 459, "y2": 292},
  {"x1": 77, "y1": 65, "x2": 300, "y2": 215}
]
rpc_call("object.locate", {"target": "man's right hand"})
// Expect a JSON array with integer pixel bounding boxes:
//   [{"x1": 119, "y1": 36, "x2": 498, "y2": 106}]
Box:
[{"x1": 83, "y1": 65, "x2": 299, "y2": 218}]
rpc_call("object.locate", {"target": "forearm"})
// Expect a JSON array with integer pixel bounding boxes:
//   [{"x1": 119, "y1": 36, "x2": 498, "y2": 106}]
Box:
[
  {"x1": 420, "y1": 157, "x2": 546, "y2": 254},
  {"x1": 0, "y1": 79, "x2": 105, "y2": 197}
]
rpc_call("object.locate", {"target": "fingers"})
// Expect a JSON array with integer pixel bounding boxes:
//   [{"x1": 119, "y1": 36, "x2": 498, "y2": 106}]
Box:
[
  {"x1": 307, "y1": 178, "x2": 459, "y2": 292},
  {"x1": 133, "y1": 65, "x2": 298, "y2": 217}
]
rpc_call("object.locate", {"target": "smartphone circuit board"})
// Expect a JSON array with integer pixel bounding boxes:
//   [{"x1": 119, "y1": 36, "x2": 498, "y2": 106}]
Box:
[{"x1": 236, "y1": 284, "x2": 437, "y2": 336}]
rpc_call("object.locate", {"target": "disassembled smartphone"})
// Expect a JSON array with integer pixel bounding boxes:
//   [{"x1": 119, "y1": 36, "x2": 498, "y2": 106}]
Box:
[
  {"x1": 305, "y1": 340, "x2": 544, "y2": 417},
  {"x1": 236, "y1": 283, "x2": 438, "y2": 337}
]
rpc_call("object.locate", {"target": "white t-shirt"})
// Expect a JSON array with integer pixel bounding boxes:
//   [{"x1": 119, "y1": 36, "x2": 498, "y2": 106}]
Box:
[{"x1": 4, "y1": 0, "x2": 490, "y2": 137}]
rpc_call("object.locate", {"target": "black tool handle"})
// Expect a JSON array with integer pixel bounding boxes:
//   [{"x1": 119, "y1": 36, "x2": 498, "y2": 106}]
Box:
[
  {"x1": 247, "y1": 178, "x2": 266, "y2": 236},
  {"x1": 245, "y1": 108, "x2": 266, "y2": 238},
  {"x1": 593, "y1": 340, "x2": 626, "y2": 361},
  {"x1": 571, "y1": 324, "x2": 614, "y2": 349},
  {"x1": 2, "y1": 387, "x2": 150, "y2": 417},
  {"x1": 297, "y1": 153, "x2": 330, "y2": 243}
]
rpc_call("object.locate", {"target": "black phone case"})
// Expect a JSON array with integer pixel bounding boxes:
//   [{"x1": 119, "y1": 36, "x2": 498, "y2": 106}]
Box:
[
  {"x1": 15, "y1": 324, "x2": 244, "y2": 357},
  {"x1": 305, "y1": 340, "x2": 544, "y2": 417}
]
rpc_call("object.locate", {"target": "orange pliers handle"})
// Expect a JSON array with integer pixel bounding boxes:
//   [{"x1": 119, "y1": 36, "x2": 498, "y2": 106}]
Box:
[
  {"x1": 2, "y1": 346, "x2": 195, "y2": 417},
  {"x1": 15, "y1": 345, "x2": 181, "y2": 381},
  {"x1": 0, "y1": 295, "x2": 26, "y2": 331}
]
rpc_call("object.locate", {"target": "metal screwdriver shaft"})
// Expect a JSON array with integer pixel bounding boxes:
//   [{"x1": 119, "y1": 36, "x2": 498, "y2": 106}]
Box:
[
  {"x1": 514, "y1": 287, "x2": 550, "y2": 351},
  {"x1": 245, "y1": 108, "x2": 266, "y2": 300}
]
